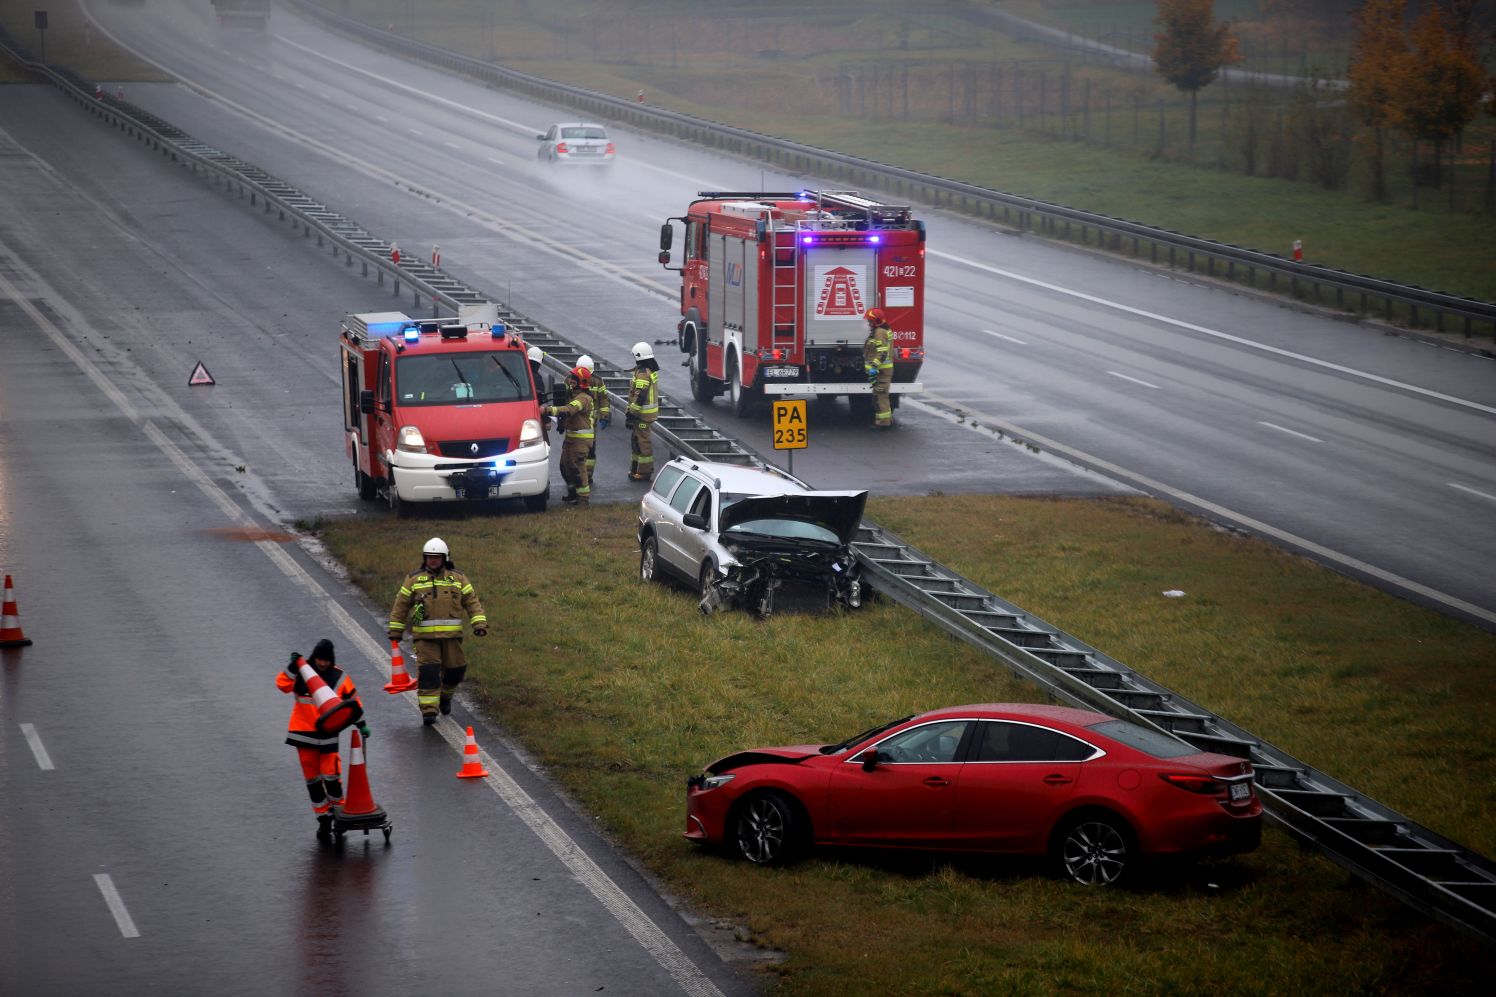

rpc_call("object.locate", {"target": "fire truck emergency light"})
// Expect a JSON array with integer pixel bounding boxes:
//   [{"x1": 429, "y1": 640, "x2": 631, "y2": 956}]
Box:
[{"x1": 402, "y1": 327, "x2": 420, "y2": 343}]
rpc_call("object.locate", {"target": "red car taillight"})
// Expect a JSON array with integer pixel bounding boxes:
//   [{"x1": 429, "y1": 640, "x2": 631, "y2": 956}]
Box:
[
  {"x1": 1160, "y1": 773, "x2": 1225, "y2": 795},
  {"x1": 555, "y1": 141, "x2": 570, "y2": 154}
]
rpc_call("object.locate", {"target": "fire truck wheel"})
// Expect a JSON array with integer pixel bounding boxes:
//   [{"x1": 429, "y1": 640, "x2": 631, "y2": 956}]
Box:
[
  {"x1": 689, "y1": 340, "x2": 715, "y2": 403},
  {"x1": 354, "y1": 460, "x2": 377, "y2": 501},
  {"x1": 727, "y1": 354, "x2": 758, "y2": 418},
  {"x1": 387, "y1": 471, "x2": 410, "y2": 518},
  {"x1": 524, "y1": 490, "x2": 548, "y2": 513}
]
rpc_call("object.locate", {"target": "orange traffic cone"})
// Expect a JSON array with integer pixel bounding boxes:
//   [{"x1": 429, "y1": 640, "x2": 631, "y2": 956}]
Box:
[
  {"x1": 0, "y1": 575, "x2": 32, "y2": 648},
  {"x1": 383, "y1": 641, "x2": 417, "y2": 694},
  {"x1": 334, "y1": 729, "x2": 387, "y2": 820},
  {"x1": 455, "y1": 726, "x2": 489, "y2": 779},
  {"x1": 295, "y1": 656, "x2": 363, "y2": 735}
]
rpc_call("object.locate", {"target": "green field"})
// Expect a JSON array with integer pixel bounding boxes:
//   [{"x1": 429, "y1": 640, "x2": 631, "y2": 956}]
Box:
[{"x1": 316, "y1": 495, "x2": 1496, "y2": 995}]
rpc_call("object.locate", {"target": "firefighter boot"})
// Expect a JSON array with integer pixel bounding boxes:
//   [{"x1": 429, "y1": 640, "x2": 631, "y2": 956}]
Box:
[{"x1": 561, "y1": 488, "x2": 578, "y2": 505}]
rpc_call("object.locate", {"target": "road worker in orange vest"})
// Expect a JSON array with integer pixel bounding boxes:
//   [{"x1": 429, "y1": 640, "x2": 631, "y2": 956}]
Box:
[
  {"x1": 277, "y1": 638, "x2": 369, "y2": 842},
  {"x1": 387, "y1": 538, "x2": 489, "y2": 724}
]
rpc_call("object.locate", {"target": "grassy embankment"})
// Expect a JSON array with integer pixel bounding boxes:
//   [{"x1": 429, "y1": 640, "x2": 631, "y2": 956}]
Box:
[
  {"x1": 0, "y1": 0, "x2": 169, "y2": 84},
  {"x1": 331, "y1": 0, "x2": 1496, "y2": 306},
  {"x1": 316, "y1": 495, "x2": 1496, "y2": 996}
]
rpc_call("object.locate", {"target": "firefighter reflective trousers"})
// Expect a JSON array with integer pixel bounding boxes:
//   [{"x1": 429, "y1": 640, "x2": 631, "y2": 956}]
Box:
[
  {"x1": 413, "y1": 638, "x2": 468, "y2": 718},
  {"x1": 560, "y1": 439, "x2": 591, "y2": 503},
  {"x1": 630, "y1": 420, "x2": 655, "y2": 477},
  {"x1": 872, "y1": 375, "x2": 893, "y2": 427},
  {"x1": 295, "y1": 747, "x2": 343, "y2": 814}
]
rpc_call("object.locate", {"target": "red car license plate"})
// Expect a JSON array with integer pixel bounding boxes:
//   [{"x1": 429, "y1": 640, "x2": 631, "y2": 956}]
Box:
[{"x1": 1230, "y1": 781, "x2": 1251, "y2": 801}]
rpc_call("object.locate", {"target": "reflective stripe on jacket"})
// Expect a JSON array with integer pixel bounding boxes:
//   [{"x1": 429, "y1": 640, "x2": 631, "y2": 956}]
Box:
[
  {"x1": 587, "y1": 381, "x2": 610, "y2": 425},
  {"x1": 387, "y1": 567, "x2": 488, "y2": 639},
  {"x1": 546, "y1": 389, "x2": 594, "y2": 441},
  {"x1": 863, "y1": 325, "x2": 893, "y2": 372},
  {"x1": 277, "y1": 664, "x2": 360, "y2": 749},
  {"x1": 627, "y1": 367, "x2": 659, "y2": 421}
]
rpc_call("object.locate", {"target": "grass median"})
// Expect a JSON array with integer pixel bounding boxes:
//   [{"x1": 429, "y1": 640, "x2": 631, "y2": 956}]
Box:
[
  {"x1": 0, "y1": 1, "x2": 170, "y2": 84},
  {"x1": 314, "y1": 494, "x2": 1496, "y2": 995}
]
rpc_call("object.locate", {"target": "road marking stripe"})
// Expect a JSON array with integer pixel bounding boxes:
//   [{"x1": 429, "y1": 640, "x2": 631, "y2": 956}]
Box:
[
  {"x1": 444, "y1": 141, "x2": 460, "y2": 150},
  {"x1": 1449, "y1": 482, "x2": 1496, "y2": 503},
  {"x1": 981, "y1": 329, "x2": 1027, "y2": 345},
  {"x1": 20, "y1": 723, "x2": 55, "y2": 770},
  {"x1": 906, "y1": 395, "x2": 1496, "y2": 627},
  {"x1": 1107, "y1": 371, "x2": 1159, "y2": 390},
  {"x1": 0, "y1": 262, "x2": 723, "y2": 996},
  {"x1": 93, "y1": 874, "x2": 141, "y2": 938},
  {"x1": 1258, "y1": 421, "x2": 1323, "y2": 443},
  {"x1": 929, "y1": 249, "x2": 1496, "y2": 417}
]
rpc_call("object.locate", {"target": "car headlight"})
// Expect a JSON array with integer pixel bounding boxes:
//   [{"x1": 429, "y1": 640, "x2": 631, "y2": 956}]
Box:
[
  {"x1": 698, "y1": 773, "x2": 735, "y2": 791},
  {"x1": 519, "y1": 418, "x2": 542, "y2": 446},
  {"x1": 396, "y1": 425, "x2": 428, "y2": 454}
]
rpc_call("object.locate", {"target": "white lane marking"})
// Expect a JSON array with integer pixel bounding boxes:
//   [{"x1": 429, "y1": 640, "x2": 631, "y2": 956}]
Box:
[
  {"x1": 1449, "y1": 482, "x2": 1496, "y2": 503},
  {"x1": 270, "y1": 36, "x2": 725, "y2": 186},
  {"x1": 905, "y1": 395, "x2": 1496, "y2": 627},
  {"x1": 93, "y1": 874, "x2": 141, "y2": 938},
  {"x1": 444, "y1": 141, "x2": 460, "y2": 150},
  {"x1": 929, "y1": 249, "x2": 1496, "y2": 418},
  {"x1": 376, "y1": 115, "x2": 388, "y2": 124},
  {"x1": 408, "y1": 128, "x2": 424, "y2": 137},
  {"x1": 486, "y1": 156, "x2": 507, "y2": 166},
  {"x1": 981, "y1": 329, "x2": 1027, "y2": 345},
  {"x1": 346, "y1": 104, "x2": 359, "y2": 113},
  {"x1": 1107, "y1": 371, "x2": 1160, "y2": 390},
  {"x1": 1258, "y1": 421, "x2": 1323, "y2": 443},
  {"x1": 20, "y1": 723, "x2": 55, "y2": 770},
  {"x1": 0, "y1": 264, "x2": 724, "y2": 996}
]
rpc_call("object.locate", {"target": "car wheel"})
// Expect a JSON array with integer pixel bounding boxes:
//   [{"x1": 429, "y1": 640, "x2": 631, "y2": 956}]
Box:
[
  {"x1": 640, "y1": 536, "x2": 660, "y2": 583},
  {"x1": 733, "y1": 791, "x2": 805, "y2": 866},
  {"x1": 1055, "y1": 814, "x2": 1133, "y2": 886},
  {"x1": 698, "y1": 561, "x2": 716, "y2": 600}
]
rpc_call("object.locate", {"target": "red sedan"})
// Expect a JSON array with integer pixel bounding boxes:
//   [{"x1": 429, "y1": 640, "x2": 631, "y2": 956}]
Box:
[{"x1": 685, "y1": 704, "x2": 1261, "y2": 885}]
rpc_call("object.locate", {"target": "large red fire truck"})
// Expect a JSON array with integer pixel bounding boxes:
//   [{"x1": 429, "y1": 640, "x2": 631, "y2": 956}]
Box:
[
  {"x1": 659, "y1": 190, "x2": 925, "y2": 417},
  {"x1": 340, "y1": 306, "x2": 551, "y2": 512}
]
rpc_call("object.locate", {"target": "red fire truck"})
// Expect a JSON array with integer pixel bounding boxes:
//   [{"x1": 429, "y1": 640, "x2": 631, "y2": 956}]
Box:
[
  {"x1": 340, "y1": 306, "x2": 551, "y2": 512},
  {"x1": 659, "y1": 190, "x2": 925, "y2": 417}
]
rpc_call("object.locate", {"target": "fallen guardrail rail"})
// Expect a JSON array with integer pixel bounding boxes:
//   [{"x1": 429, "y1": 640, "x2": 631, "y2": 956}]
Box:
[
  {"x1": 285, "y1": 0, "x2": 1495, "y2": 342},
  {"x1": 12, "y1": 23, "x2": 1494, "y2": 941}
]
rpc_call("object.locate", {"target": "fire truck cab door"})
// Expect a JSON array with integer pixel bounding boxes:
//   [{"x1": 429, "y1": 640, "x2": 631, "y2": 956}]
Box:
[{"x1": 374, "y1": 350, "x2": 394, "y2": 467}]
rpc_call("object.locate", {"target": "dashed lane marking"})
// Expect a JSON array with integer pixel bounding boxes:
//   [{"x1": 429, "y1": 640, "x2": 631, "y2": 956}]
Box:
[
  {"x1": 981, "y1": 329, "x2": 1027, "y2": 345},
  {"x1": 1450, "y1": 482, "x2": 1496, "y2": 504},
  {"x1": 93, "y1": 874, "x2": 140, "y2": 938},
  {"x1": 1258, "y1": 421, "x2": 1324, "y2": 443},
  {"x1": 1107, "y1": 370, "x2": 1160, "y2": 390},
  {"x1": 20, "y1": 723, "x2": 55, "y2": 770}
]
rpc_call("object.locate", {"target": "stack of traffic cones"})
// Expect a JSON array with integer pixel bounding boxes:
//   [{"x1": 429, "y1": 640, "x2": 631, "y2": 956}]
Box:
[
  {"x1": 0, "y1": 575, "x2": 31, "y2": 648},
  {"x1": 383, "y1": 641, "x2": 417, "y2": 693},
  {"x1": 295, "y1": 656, "x2": 363, "y2": 735},
  {"x1": 455, "y1": 726, "x2": 489, "y2": 779},
  {"x1": 333, "y1": 729, "x2": 387, "y2": 822}
]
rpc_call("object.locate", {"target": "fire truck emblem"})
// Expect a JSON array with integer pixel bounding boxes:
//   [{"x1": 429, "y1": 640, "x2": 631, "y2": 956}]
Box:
[
  {"x1": 470, "y1": 443, "x2": 479, "y2": 455},
  {"x1": 813, "y1": 266, "x2": 866, "y2": 320}
]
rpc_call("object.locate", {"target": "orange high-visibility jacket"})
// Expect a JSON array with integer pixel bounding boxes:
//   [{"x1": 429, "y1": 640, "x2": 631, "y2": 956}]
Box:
[{"x1": 277, "y1": 663, "x2": 361, "y2": 751}]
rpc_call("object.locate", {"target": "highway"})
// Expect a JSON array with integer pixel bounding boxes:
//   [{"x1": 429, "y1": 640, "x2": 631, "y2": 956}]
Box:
[{"x1": 72, "y1": 0, "x2": 1496, "y2": 628}]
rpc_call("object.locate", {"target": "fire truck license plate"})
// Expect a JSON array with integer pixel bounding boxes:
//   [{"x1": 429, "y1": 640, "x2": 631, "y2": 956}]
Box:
[{"x1": 761, "y1": 366, "x2": 798, "y2": 379}]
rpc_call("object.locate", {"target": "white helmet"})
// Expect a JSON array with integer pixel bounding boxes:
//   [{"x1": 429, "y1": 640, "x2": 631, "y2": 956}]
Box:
[
  {"x1": 423, "y1": 537, "x2": 449, "y2": 557},
  {"x1": 575, "y1": 354, "x2": 594, "y2": 374},
  {"x1": 526, "y1": 346, "x2": 543, "y2": 363},
  {"x1": 631, "y1": 342, "x2": 654, "y2": 362}
]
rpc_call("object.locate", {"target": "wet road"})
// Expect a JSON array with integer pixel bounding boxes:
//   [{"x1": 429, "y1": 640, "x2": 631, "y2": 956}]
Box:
[{"x1": 64, "y1": 0, "x2": 1496, "y2": 627}]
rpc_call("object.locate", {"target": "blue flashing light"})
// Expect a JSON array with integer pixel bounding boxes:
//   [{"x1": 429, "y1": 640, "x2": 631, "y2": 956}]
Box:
[
  {"x1": 801, "y1": 235, "x2": 814, "y2": 245},
  {"x1": 870, "y1": 235, "x2": 881, "y2": 244},
  {"x1": 402, "y1": 327, "x2": 420, "y2": 343}
]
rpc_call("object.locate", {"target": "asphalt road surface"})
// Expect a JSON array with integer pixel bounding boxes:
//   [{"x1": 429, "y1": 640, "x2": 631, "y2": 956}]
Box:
[{"x1": 66, "y1": 0, "x2": 1496, "y2": 629}]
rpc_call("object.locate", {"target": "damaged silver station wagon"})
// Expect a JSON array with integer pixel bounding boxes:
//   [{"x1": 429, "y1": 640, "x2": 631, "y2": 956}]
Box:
[{"x1": 637, "y1": 458, "x2": 867, "y2": 618}]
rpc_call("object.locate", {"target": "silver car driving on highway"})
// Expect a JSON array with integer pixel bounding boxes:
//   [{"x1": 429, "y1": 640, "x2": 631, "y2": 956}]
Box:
[{"x1": 637, "y1": 458, "x2": 867, "y2": 618}]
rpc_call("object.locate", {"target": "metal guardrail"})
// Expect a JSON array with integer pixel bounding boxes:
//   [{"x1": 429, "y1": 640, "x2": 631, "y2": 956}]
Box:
[
  {"x1": 286, "y1": 0, "x2": 1495, "y2": 341},
  {"x1": 9, "y1": 22, "x2": 1495, "y2": 942}
]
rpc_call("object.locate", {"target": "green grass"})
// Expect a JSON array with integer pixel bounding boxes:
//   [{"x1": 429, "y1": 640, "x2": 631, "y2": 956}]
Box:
[
  {"x1": 0, "y1": 0, "x2": 171, "y2": 84},
  {"x1": 314, "y1": 495, "x2": 1496, "y2": 994}
]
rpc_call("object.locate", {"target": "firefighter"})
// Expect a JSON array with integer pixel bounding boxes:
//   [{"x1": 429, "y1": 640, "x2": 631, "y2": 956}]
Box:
[
  {"x1": 277, "y1": 638, "x2": 370, "y2": 841},
  {"x1": 862, "y1": 308, "x2": 894, "y2": 430},
  {"x1": 575, "y1": 355, "x2": 610, "y2": 483},
  {"x1": 527, "y1": 346, "x2": 553, "y2": 436},
  {"x1": 541, "y1": 368, "x2": 595, "y2": 504},
  {"x1": 625, "y1": 342, "x2": 660, "y2": 482},
  {"x1": 387, "y1": 538, "x2": 489, "y2": 724}
]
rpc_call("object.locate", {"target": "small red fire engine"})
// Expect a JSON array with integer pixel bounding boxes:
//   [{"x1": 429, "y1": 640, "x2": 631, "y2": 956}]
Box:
[
  {"x1": 340, "y1": 305, "x2": 550, "y2": 512},
  {"x1": 659, "y1": 190, "x2": 925, "y2": 417}
]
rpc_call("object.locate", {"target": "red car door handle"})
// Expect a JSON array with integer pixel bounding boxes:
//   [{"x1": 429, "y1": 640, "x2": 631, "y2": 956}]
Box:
[
  {"x1": 923, "y1": 777, "x2": 950, "y2": 787},
  {"x1": 1042, "y1": 774, "x2": 1073, "y2": 785}
]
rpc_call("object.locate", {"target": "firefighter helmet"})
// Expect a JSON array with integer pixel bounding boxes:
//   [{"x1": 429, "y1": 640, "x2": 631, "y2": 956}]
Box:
[
  {"x1": 423, "y1": 537, "x2": 449, "y2": 557},
  {"x1": 526, "y1": 346, "x2": 543, "y2": 363},
  {"x1": 864, "y1": 308, "x2": 886, "y2": 325},
  {"x1": 631, "y1": 342, "x2": 654, "y2": 362},
  {"x1": 575, "y1": 354, "x2": 594, "y2": 375},
  {"x1": 568, "y1": 367, "x2": 588, "y2": 385}
]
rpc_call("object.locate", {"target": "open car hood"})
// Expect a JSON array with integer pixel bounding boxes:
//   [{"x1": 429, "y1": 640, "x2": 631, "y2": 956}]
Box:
[{"x1": 719, "y1": 491, "x2": 868, "y2": 546}]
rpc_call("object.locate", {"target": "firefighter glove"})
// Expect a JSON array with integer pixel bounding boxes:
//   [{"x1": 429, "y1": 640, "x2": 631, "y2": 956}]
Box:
[
  {"x1": 287, "y1": 652, "x2": 302, "y2": 673},
  {"x1": 597, "y1": 416, "x2": 610, "y2": 431},
  {"x1": 865, "y1": 365, "x2": 878, "y2": 381},
  {"x1": 473, "y1": 626, "x2": 488, "y2": 637},
  {"x1": 357, "y1": 721, "x2": 371, "y2": 741}
]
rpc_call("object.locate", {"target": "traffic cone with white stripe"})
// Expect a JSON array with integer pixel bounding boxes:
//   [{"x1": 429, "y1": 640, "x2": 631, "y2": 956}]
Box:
[
  {"x1": 455, "y1": 726, "x2": 489, "y2": 779},
  {"x1": 0, "y1": 575, "x2": 32, "y2": 648},
  {"x1": 334, "y1": 729, "x2": 387, "y2": 821},
  {"x1": 295, "y1": 656, "x2": 363, "y2": 735},
  {"x1": 383, "y1": 640, "x2": 417, "y2": 693}
]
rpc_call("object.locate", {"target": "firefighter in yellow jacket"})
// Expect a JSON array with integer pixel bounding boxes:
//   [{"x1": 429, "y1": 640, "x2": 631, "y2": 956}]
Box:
[
  {"x1": 541, "y1": 368, "x2": 595, "y2": 504},
  {"x1": 387, "y1": 538, "x2": 488, "y2": 724},
  {"x1": 625, "y1": 342, "x2": 660, "y2": 481},
  {"x1": 277, "y1": 638, "x2": 370, "y2": 840},
  {"x1": 862, "y1": 308, "x2": 894, "y2": 429},
  {"x1": 575, "y1": 355, "x2": 610, "y2": 484}
]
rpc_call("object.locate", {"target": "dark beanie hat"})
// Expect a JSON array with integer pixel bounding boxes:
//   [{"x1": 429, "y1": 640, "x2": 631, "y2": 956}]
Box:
[{"x1": 311, "y1": 638, "x2": 336, "y2": 663}]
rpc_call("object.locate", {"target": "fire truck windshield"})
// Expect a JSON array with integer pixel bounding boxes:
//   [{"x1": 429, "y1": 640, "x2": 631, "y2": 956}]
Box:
[{"x1": 395, "y1": 352, "x2": 532, "y2": 406}]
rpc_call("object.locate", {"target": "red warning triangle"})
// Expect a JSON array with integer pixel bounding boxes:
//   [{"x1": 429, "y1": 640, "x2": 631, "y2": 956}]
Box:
[{"x1": 188, "y1": 362, "x2": 216, "y2": 386}]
